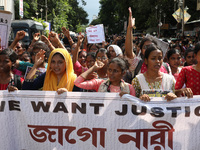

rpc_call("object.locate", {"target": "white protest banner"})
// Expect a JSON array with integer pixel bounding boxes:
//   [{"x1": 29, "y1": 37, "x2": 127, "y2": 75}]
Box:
[
  {"x1": 0, "y1": 10, "x2": 12, "y2": 49},
  {"x1": 86, "y1": 24, "x2": 105, "y2": 44},
  {"x1": 1, "y1": 91, "x2": 200, "y2": 150}
]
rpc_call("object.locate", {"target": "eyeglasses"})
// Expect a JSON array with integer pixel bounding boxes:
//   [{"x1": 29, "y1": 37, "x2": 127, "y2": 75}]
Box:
[{"x1": 97, "y1": 57, "x2": 107, "y2": 61}]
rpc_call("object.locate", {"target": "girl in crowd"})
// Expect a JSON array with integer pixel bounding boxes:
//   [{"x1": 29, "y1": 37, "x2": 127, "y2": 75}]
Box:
[
  {"x1": 74, "y1": 57, "x2": 135, "y2": 96},
  {"x1": 125, "y1": 7, "x2": 169, "y2": 78},
  {"x1": 184, "y1": 47, "x2": 194, "y2": 66},
  {"x1": 22, "y1": 48, "x2": 77, "y2": 94},
  {"x1": 107, "y1": 44, "x2": 123, "y2": 60},
  {"x1": 167, "y1": 49, "x2": 182, "y2": 80},
  {"x1": 86, "y1": 52, "x2": 96, "y2": 68},
  {"x1": 0, "y1": 48, "x2": 22, "y2": 91},
  {"x1": 95, "y1": 48, "x2": 109, "y2": 79},
  {"x1": 132, "y1": 45, "x2": 177, "y2": 101},
  {"x1": 175, "y1": 42, "x2": 200, "y2": 96}
]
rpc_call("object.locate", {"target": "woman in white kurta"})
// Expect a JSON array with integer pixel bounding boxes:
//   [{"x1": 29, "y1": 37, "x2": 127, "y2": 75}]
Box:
[{"x1": 132, "y1": 44, "x2": 176, "y2": 101}]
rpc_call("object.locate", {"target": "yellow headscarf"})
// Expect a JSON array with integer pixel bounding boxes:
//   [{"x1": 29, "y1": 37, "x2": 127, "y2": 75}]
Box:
[{"x1": 43, "y1": 48, "x2": 77, "y2": 91}]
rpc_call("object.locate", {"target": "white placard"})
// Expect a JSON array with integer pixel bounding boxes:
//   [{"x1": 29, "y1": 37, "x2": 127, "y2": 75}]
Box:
[
  {"x1": 86, "y1": 24, "x2": 105, "y2": 44},
  {"x1": 0, "y1": 10, "x2": 12, "y2": 49}
]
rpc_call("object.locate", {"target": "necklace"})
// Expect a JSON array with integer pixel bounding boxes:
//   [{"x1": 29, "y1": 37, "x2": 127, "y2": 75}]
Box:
[{"x1": 146, "y1": 73, "x2": 163, "y2": 92}]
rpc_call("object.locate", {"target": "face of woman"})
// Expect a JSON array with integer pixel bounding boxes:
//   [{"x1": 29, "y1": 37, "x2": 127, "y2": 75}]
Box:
[
  {"x1": 194, "y1": 51, "x2": 200, "y2": 64},
  {"x1": 78, "y1": 51, "x2": 87, "y2": 67},
  {"x1": 145, "y1": 50, "x2": 163, "y2": 72},
  {"x1": 50, "y1": 54, "x2": 66, "y2": 77},
  {"x1": 168, "y1": 53, "x2": 181, "y2": 69},
  {"x1": 107, "y1": 63, "x2": 124, "y2": 84},
  {"x1": 186, "y1": 52, "x2": 194, "y2": 66},
  {"x1": 90, "y1": 45, "x2": 98, "y2": 53},
  {"x1": 109, "y1": 47, "x2": 117, "y2": 59},
  {"x1": 96, "y1": 52, "x2": 108, "y2": 65},
  {"x1": 141, "y1": 41, "x2": 152, "y2": 56},
  {"x1": 21, "y1": 53, "x2": 31, "y2": 62},
  {"x1": 0, "y1": 55, "x2": 12, "y2": 73},
  {"x1": 86, "y1": 55, "x2": 95, "y2": 68}
]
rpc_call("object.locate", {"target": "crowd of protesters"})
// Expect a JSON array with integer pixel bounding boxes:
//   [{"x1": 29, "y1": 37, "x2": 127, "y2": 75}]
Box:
[{"x1": 0, "y1": 7, "x2": 199, "y2": 101}]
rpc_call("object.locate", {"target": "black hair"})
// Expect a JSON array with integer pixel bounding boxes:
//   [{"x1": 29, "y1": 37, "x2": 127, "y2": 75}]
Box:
[
  {"x1": 184, "y1": 47, "x2": 194, "y2": 58},
  {"x1": 78, "y1": 50, "x2": 87, "y2": 57},
  {"x1": 108, "y1": 57, "x2": 130, "y2": 73},
  {"x1": 167, "y1": 48, "x2": 181, "y2": 60},
  {"x1": 18, "y1": 40, "x2": 26, "y2": 49},
  {"x1": 22, "y1": 51, "x2": 31, "y2": 57},
  {"x1": 194, "y1": 42, "x2": 200, "y2": 54},
  {"x1": 0, "y1": 48, "x2": 18, "y2": 63},
  {"x1": 86, "y1": 52, "x2": 96, "y2": 60},
  {"x1": 31, "y1": 41, "x2": 50, "y2": 58},
  {"x1": 144, "y1": 45, "x2": 162, "y2": 60},
  {"x1": 88, "y1": 44, "x2": 99, "y2": 52},
  {"x1": 140, "y1": 37, "x2": 157, "y2": 50},
  {"x1": 52, "y1": 52, "x2": 65, "y2": 60},
  {"x1": 95, "y1": 48, "x2": 108, "y2": 58}
]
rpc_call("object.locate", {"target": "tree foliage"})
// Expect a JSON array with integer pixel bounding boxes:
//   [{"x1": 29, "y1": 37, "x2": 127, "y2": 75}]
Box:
[
  {"x1": 98, "y1": 0, "x2": 200, "y2": 34},
  {"x1": 14, "y1": 0, "x2": 89, "y2": 32}
]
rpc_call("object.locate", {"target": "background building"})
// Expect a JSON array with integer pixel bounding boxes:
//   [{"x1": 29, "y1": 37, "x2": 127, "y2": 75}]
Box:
[{"x1": 0, "y1": 0, "x2": 15, "y2": 20}]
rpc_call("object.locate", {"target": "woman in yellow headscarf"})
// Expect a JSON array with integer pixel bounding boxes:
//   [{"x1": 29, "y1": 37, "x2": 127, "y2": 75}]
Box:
[{"x1": 22, "y1": 48, "x2": 77, "y2": 94}]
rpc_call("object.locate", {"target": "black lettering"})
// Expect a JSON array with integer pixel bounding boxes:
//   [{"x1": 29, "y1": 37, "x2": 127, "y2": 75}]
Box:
[
  {"x1": 132, "y1": 105, "x2": 147, "y2": 115},
  {"x1": 185, "y1": 106, "x2": 190, "y2": 117},
  {"x1": 72, "y1": 103, "x2": 86, "y2": 114},
  {"x1": 166, "y1": 107, "x2": 181, "y2": 117},
  {"x1": 90, "y1": 103, "x2": 104, "y2": 114},
  {"x1": 115, "y1": 104, "x2": 127, "y2": 116},
  {"x1": 53, "y1": 102, "x2": 68, "y2": 113},
  {"x1": 150, "y1": 107, "x2": 164, "y2": 117},
  {"x1": 9, "y1": 100, "x2": 21, "y2": 111},
  {"x1": 0, "y1": 101, "x2": 5, "y2": 112},
  {"x1": 194, "y1": 106, "x2": 200, "y2": 116},
  {"x1": 31, "y1": 101, "x2": 51, "y2": 112}
]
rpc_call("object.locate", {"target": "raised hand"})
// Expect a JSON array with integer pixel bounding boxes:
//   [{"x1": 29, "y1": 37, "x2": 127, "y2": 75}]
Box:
[
  {"x1": 77, "y1": 35, "x2": 84, "y2": 47},
  {"x1": 128, "y1": 7, "x2": 135, "y2": 28},
  {"x1": 34, "y1": 49, "x2": 46, "y2": 68},
  {"x1": 61, "y1": 27, "x2": 70, "y2": 38},
  {"x1": 93, "y1": 60, "x2": 105, "y2": 71},
  {"x1": 33, "y1": 33, "x2": 40, "y2": 42},
  {"x1": 15, "y1": 30, "x2": 26, "y2": 41}
]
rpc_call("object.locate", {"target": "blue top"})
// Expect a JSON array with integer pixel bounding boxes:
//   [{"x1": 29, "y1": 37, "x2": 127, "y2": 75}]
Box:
[{"x1": 22, "y1": 72, "x2": 80, "y2": 91}]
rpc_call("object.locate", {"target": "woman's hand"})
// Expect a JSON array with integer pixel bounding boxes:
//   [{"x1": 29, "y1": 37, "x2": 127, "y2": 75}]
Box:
[
  {"x1": 15, "y1": 30, "x2": 26, "y2": 41},
  {"x1": 128, "y1": 7, "x2": 135, "y2": 28},
  {"x1": 57, "y1": 88, "x2": 68, "y2": 94},
  {"x1": 165, "y1": 93, "x2": 177, "y2": 101},
  {"x1": 119, "y1": 92, "x2": 128, "y2": 97},
  {"x1": 77, "y1": 35, "x2": 84, "y2": 47},
  {"x1": 175, "y1": 88, "x2": 193, "y2": 98},
  {"x1": 61, "y1": 27, "x2": 70, "y2": 38},
  {"x1": 34, "y1": 49, "x2": 46, "y2": 68},
  {"x1": 93, "y1": 60, "x2": 105, "y2": 71},
  {"x1": 33, "y1": 33, "x2": 40, "y2": 42},
  {"x1": 8, "y1": 86, "x2": 18, "y2": 92},
  {"x1": 139, "y1": 94, "x2": 150, "y2": 102}
]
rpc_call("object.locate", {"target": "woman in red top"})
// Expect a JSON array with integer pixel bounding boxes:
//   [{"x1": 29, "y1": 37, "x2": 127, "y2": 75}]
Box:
[
  {"x1": 0, "y1": 48, "x2": 22, "y2": 91},
  {"x1": 175, "y1": 42, "x2": 200, "y2": 96}
]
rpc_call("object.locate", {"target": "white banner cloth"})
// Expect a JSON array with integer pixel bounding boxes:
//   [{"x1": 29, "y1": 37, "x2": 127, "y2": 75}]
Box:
[{"x1": 0, "y1": 91, "x2": 200, "y2": 150}]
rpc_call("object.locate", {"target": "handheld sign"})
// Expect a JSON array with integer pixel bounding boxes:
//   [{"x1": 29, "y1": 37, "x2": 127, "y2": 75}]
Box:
[
  {"x1": 0, "y1": 10, "x2": 12, "y2": 49},
  {"x1": 86, "y1": 24, "x2": 105, "y2": 44}
]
